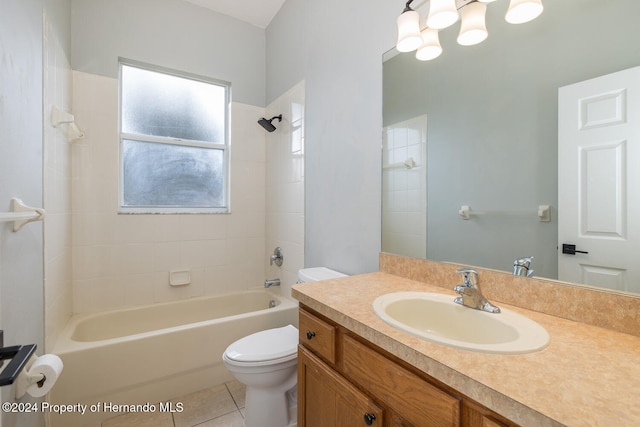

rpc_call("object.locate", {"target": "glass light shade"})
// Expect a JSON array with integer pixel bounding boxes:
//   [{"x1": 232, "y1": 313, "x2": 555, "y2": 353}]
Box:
[
  {"x1": 427, "y1": 0, "x2": 459, "y2": 30},
  {"x1": 457, "y1": 2, "x2": 488, "y2": 46},
  {"x1": 416, "y1": 29, "x2": 443, "y2": 61},
  {"x1": 505, "y1": 0, "x2": 544, "y2": 24},
  {"x1": 396, "y1": 10, "x2": 423, "y2": 52}
]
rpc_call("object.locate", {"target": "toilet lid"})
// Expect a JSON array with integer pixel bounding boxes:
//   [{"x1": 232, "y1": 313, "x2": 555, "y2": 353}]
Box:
[{"x1": 225, "y1": 325, "x2": 298, "y2": 363}]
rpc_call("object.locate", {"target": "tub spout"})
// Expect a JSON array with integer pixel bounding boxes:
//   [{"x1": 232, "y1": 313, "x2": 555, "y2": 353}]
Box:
[{"x1": 264, "y1": 278, "x2": 280, "y2": 288}]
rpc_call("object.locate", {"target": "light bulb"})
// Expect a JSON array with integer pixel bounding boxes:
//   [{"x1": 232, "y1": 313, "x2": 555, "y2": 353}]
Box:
[
  {"x1": 416, "y1": 29, "x2": 443, "y2": 61},
  {"x1": 396, "y1": 10, "x2": 423, "y2": 52},
  {"x1": 427, "y1": 0, "x2": 459, "y2": 30},
  {"x1": 505, "y1": 0, "x2": 544, "y2": 24},
  {"x1": 457, "y1": 2, "x2": 488, "y2": 46}
]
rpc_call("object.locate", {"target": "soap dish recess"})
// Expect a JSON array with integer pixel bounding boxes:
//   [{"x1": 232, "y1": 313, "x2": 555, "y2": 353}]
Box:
[{"x1": 169, "y1": 270, "x2": 191, "y2": 286}]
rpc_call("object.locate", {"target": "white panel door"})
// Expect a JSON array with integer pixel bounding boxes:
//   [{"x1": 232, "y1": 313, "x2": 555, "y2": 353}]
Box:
[{"x1": 558, "y1": 66, "x2": 640, "y2": 292}]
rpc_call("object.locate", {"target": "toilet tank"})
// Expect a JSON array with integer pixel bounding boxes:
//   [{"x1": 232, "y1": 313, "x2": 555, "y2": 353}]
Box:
[{"x1": 297, "y1": 267, "x2": 347, "y2": 283}]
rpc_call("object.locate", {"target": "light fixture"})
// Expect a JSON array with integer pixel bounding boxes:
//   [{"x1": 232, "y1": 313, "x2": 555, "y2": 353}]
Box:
[
  {"x1": 427, "y1": 0, "x2": 459, "y2": 30},
  {"x1": 395, "y1": 0, "x2": 544, "y2": 60},
  {"x1": 416, "y1": 29, "x2": 443, "y2": 61},
  {"x1": 396, "y1": 1, "x2": 423, "y2": 52},
  {"x1": 505, "y1": 0, "x2": 544, "y2": 24},
  {"x1": 457, "y1": 1, "x2": 488, "y2": 46}
]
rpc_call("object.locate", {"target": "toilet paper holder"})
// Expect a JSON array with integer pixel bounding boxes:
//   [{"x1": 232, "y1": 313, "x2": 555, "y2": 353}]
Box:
[{"x1": 0, "y1": 330, "x2": 40, "y2": 387}]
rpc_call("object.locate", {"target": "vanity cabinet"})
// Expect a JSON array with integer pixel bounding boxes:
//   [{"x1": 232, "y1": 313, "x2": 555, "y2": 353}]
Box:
[{"x1": 298, "y1": 306, "x2": 519, "y2": 427}]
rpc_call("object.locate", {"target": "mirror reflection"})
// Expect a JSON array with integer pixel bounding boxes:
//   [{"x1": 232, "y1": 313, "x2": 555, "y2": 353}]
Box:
[{"x1": 382, "y1": 0, "x2": 640, "y2": 293}]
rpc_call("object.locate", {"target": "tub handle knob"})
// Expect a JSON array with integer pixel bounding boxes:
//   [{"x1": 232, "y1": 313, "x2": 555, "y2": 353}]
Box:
[{"x1": 305, "y1": 331, "x2": 316, "y2": 340}]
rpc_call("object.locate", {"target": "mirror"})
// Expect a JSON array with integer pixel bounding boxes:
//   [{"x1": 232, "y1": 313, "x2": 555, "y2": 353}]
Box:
[{"x1": 382, "y1": 0, "x2": 640, "y2": 293}]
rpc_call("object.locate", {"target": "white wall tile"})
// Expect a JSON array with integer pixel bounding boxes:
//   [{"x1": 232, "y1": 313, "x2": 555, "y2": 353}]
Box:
[
  {"x1": 381, "y1": 115, "x2": 427, "y2": 260},
  {"x1": 43, "y1": 17, "x2": 73, "y2": 350},
  {"x1": 265, "y1": 81, "x2": 306, "y2": 298},
  {"x1": 70, "y1": 71, "x2": 275, "y2": 313}
]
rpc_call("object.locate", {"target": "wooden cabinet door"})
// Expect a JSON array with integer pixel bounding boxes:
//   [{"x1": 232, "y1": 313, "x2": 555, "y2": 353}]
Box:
[
  {"x1": 298, "y1": 346, "x2": 383, "y2": 427},
  {"x1": 342, "y1": 335, "x2": 460, "y2": 427}
]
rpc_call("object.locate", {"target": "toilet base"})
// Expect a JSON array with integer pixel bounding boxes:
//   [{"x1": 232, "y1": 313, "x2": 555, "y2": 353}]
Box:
[{"x1": 243, "y1": 386, "x2": 297, "y2": 427}]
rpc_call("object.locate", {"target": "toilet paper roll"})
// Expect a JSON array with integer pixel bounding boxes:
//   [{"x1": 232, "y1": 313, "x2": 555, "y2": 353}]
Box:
[{"x1": 25, "y1": 354, "x2": 64, "y2": 397}]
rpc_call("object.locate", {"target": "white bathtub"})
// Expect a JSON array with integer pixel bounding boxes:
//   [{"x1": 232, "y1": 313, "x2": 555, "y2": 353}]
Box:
[{"x1": 50, "y1": 289, "x2": 298, "y2": 427}]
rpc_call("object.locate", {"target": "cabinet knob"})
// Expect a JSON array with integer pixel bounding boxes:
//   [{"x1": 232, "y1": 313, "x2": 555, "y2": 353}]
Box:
[
  {"x1": 364, "y1": 413, "x2": 376, "y2": 425},
  {"x1": 306, "y1": 330, "x2": 316, "y2": 340}
]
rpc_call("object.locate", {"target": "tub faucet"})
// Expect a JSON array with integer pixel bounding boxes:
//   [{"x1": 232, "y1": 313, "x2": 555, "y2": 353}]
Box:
[
  {"x1": 513, "y1": 256, "x2": 534, "y2": 277},
  {"x1": 264, "y1": 278, "x2": 281, "y2": 288},
  {"x1": 453, "y1": 268, "x2": 500, "y2": 313}
]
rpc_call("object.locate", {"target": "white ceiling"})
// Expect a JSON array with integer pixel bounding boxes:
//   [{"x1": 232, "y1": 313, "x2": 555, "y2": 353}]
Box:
[{"x1": 181, "y1": 0, "x2": 287, "y2": 29}]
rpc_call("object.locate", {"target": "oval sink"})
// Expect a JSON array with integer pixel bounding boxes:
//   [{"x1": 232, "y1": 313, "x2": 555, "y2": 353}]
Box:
[{"x1": 373, "y1": 292, "x2": 549, "y2": 354}]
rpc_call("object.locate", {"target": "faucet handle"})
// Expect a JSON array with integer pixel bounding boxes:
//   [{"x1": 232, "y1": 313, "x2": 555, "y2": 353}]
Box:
[
  {"x1": 513, "y1": 256, "x2": 534, "y2": 277},
  {"x1": 270, "y1": 247, "x2": 283, "y2": 267},
  {"x1": 455, "y1": 267, "x2": 478, "y2": 287}
]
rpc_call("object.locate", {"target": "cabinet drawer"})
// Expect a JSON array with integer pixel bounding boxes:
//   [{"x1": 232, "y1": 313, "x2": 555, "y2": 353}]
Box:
[
  {"x1": 342, "y1": 335, "x2": 460, "y2": 427},
  {"x1": 299, "y1": 309, "x2": 336, "y2": 364}
]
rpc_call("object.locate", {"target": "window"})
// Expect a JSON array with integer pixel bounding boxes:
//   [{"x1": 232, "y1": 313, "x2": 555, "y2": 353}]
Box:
[{"x1": 118, "y1": 60, "x2": 230, "y2": 213}]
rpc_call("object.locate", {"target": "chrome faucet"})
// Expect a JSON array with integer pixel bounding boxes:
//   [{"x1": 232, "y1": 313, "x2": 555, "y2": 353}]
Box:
[
  {"x1": 453, "y1": 268, "x2": 500, "y2": 313},
  {"x1": 264, "y1": 278, "x2": 281, "y2": 288},
  {"x1": 270, "y1": 247, "x2": 283, "y2": 267},
  {"x1": 513, "y1": 256, "x2": 534, "y2": 277}
]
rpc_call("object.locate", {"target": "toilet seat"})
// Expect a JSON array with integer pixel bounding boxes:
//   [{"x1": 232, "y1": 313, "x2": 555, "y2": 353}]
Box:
[{"x1": 224, "y1": 324, "x2": 298, "y2": 364}]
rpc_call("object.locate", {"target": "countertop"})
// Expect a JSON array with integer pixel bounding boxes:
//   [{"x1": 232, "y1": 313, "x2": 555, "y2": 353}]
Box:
[{"x1": 292, "y1": 272, "x2": 640, "y2": 427}]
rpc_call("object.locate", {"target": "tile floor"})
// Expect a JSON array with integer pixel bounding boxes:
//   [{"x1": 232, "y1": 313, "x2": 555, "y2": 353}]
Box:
[{"x1": 99, "y1": 381, "x2": 246, "y2": 427}]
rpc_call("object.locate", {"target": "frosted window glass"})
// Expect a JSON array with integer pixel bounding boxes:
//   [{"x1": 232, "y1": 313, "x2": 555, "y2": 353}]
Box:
[
  {"x1": 122, "y1": 140, "x2": 224, "y2": 208},
  {"x1": 122, "y1": 65, "x2": 226, "y2": 143},
  {"x1": 119, "y1": 60, "x2": 229, "y2": 213}
]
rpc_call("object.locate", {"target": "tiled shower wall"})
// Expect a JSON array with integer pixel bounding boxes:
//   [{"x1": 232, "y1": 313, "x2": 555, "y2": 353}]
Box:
[
  {"x1": 69, "y1": 71, "x2": 301, "y2": 314},
  {"x1": 43, "y1": 14, "x2": 74, "y2": 351},
  {"x1": 265, "y1": 82, "x2": 306, "y2": 297},
  {"x1": 382, "y1": 115, "x2": 427, "y2": 259}
]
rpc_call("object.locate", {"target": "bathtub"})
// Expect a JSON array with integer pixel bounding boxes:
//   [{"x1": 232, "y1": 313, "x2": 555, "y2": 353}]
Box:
[{"x1": 49, "y1": 289, "x2": 298, "y2": 427}]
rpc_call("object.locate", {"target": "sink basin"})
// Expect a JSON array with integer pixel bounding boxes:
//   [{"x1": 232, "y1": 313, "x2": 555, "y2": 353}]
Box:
[{"x1": 373, "y1": 292, "x2": 549, "y2": 354}]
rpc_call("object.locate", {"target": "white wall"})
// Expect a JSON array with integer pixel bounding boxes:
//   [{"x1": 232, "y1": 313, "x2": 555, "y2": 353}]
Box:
[
  {"x1": 43, "y1": 9, "x2": 74, "y2": 351},
  {"x1": 70, "y1": 0, "x2": 266, "y2": 107},
  {"x1": 0, "y1": 0, "x2": 44, "y2": 358},
  {"x1": 1, "y1": 0, "x2": 70, "y2": 425},
  {"x1": 266, "y1": 0, "x2": 398, "y2": 275}
]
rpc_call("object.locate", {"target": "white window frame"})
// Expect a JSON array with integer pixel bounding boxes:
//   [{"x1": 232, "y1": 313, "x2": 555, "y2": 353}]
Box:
[{"x1": 118, "y1": 58, "x2": 231, "y2": 214}]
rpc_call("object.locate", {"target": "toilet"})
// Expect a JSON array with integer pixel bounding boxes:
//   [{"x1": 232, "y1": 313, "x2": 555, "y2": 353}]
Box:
[{"x1": 222, "y1": 267, "x2": 347, "y2": 427}]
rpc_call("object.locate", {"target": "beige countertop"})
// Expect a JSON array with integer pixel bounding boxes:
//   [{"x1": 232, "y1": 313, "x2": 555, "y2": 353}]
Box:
[{"x1": 292, "y1": 272, "x2": 640, "y2": 427}]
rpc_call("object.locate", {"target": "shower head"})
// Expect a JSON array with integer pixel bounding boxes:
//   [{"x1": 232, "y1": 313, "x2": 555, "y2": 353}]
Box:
[{"x1": 258, "y1": 114, "x2": 282, "y2": 132}]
